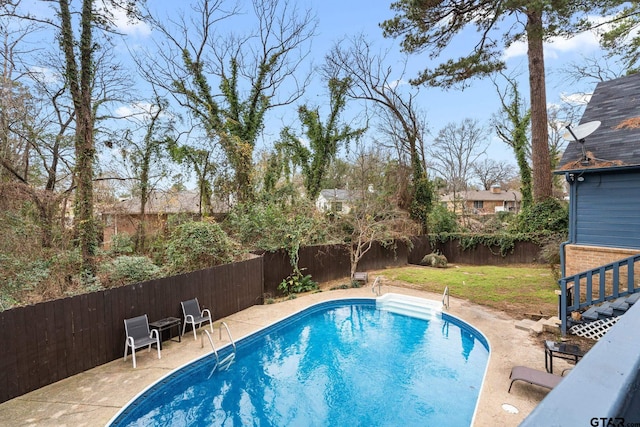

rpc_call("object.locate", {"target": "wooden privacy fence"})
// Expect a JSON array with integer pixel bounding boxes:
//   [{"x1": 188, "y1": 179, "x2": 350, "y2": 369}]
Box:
[
  {"x1": 0, "y1": 236, "x2": 543, "y2": 404},
  {"x1": 262, "y1": 241, "x2": 410, "y2": 296},
  {"x1": 422, "y1": 237, "x2": 544, "y2": 265},
  {"x1": 0, "y1": 257, "x2": 263, "y2": 404}
]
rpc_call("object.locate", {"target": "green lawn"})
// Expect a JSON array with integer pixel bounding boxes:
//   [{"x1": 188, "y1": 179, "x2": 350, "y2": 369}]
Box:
[{"x1": 380, "y1": 264, "x2": 560, "y2": 317}]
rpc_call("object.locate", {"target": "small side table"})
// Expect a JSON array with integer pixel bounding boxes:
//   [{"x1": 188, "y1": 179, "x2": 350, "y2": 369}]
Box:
[
  {"x1": 544, "y1": 340, "x2": 585, "y2": 374},
  {"x1": 149, "y1": 317, "x2": 182, "y2": 350}
]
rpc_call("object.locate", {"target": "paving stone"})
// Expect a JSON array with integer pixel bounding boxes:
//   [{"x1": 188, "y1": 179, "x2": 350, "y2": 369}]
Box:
[
  {"x1": 543, "y1": 316, "x2": 561, "y2": 333},
  {"x1": 515, "y1": 318, "x2": 537, "y2": 331},
  {"x1": 529, "y1": 318, "x2": 546, "y2": 334}
]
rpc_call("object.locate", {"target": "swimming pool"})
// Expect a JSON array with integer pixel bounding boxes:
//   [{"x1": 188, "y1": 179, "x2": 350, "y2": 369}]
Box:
[{"x1": 109, "y1": 297, "x2": 490, "y2": 426}]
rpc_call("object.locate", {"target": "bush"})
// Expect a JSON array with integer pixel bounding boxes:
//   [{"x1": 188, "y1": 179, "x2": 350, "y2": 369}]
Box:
[
  {"x1": 538, "y1": 233, "x2": 566, "y2": 281},
  {"x1": 108, "y1": 233, "x2": 134, "y2": 256},
  {"x1": 428, "y1": 203, "x2": 458, "y2": 234},
  {"x1": 510, "y1": 198, "x2": 568, "y2": 234},
  {"x1": 0, "y1": 255, "x2": 50, "y2": 309},
  {"x1": 165, "y1": 219, "x2": 241, "y2": 274},
  {"x1": 278, "y1": 271, "x2": 318, "y2": 296},
  {"x1": 99, "y1": 255, "x2": 161, "y2": 287},
  {"x1": 480, "y1": 211, "x2": 516, "y2": 233},
  {"x1": 420, "y1": 252, "x2": 448, "y2": 268}
]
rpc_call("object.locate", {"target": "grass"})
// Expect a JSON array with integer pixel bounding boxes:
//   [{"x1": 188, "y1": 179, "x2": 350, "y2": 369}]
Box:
[{"x1": 380, "y1": 264, "x2": 560, "y2": 318}]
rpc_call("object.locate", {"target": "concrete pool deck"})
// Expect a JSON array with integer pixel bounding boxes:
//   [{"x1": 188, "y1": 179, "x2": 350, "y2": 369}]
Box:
[{"x1": 0, "y1": 283, "x2": 571, "y2": 426}]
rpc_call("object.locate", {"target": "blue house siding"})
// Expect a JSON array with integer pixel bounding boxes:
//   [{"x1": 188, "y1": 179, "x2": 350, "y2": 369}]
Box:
[{"x1": 573, "y1": 169, "x2": 640, "y2": 249}]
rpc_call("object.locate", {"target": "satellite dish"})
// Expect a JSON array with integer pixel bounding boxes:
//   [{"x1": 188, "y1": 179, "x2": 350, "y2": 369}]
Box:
[
  {"x1": 563, "y1": 120, "x2": 601, "y2": 142},
  {"x1": 563, "y1": 120, "x2": 601, "y2": 165}
]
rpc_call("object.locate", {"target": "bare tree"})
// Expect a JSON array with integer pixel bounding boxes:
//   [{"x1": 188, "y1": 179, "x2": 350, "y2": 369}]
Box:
[
  {"x1": 0, "y1": 4, "x2": 77, "y2": 248},
  {"x1": 322, "y1": 34, "x2": 433, "y2": 232},
  {"x1": 141, "y1": 0, "x2": 316, "y2": 202},
  {"x1": 429, "y1": 118, "x2": 488, "y2": 215},
  {"x1": 0, "y1": 4, "x2": 40, "y2": 184},
  {"x1": 115, "y1": 93, "x2": 176, "y2": 252},
  {"x1": 472, "y1": 158, "x2": 516, "y2": 191},
  {"x1": 558, "y1": 54, "x2": 628, "y2": 86},
  {"x1": 341, "y1": 143, "x2": 419, "y2": 277}
]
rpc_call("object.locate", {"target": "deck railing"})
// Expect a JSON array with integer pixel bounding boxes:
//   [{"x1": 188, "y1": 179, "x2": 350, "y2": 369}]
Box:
[{"x1": 560, "y1": 254, "x2": 640, "y2": 335}]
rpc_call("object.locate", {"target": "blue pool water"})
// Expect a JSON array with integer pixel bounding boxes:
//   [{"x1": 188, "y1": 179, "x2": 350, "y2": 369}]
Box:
[{"x1": 110, "y1": 298, "x2": 489, "y2": 426}]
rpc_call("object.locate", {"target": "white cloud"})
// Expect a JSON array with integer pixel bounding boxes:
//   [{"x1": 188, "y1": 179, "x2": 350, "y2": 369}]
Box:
[
  {"x1": 386, "y1": 79, "x2": 408, "y2": 90},
  {"x1": 29, "y1": 66, "x2": 62, "y2": 84},
  {"x1": 115, "y1": 102, "x2": 156, "y2": 118},
  {"x1": 503, "y1": 41, "x2": 528, "y2": 60},
  {"x1": 503, "y1": 14, "x2": 610, "y2": 61},
  {"x1": 560, "y1": 92, "x2": 592, "y2": 105},
  {"x1": 504, "y1": 31, "x2": 600, "y2": 61},
  {"x1": 104, "y1": 5, "x2": 151, "y2": 37}
]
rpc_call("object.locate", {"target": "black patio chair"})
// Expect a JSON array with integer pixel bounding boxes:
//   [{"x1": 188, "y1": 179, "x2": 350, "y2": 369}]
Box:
[
  {"x1": 181, "y1": 298, "x2": 213, "y2": 340},
  {"x1": 124, "y1": 314, "x2": 161, "y2": 368}
]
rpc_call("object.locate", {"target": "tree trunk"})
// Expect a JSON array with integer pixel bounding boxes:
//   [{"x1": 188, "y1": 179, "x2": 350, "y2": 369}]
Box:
[
  {"x1": 526, "y1": 10, "x2": 553, "y2": 202},
  {"x1": 233, "y1": 143, "x2": 254, "y2": 203},
  {"x1": 59, "y1": 0, "x2": 97, "y2": 273}
]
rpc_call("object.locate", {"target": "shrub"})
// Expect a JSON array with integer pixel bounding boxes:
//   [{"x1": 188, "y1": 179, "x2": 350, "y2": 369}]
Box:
[
  {"x1": 165, "y1": 219, "x2": 241, "y2": 274},
  {"x1": 0, "y1": 255, "x2": 50, "y2": 309},
  {"x1": 420, "y1": 252, "x2": 448, "y2": 268},
  {"x1": 510, "y1": 198, "x2": 568, "y2": 234},
  {"x1": 99, "y1": 256, "x2": 161, "y2": 287},
  {"x1": 480, "y1": 211, "x2": 516, "y2": 233},
  {"x1": 278, "y1": 271, "x2": 318, "y2": 296},
  {"x1": 428, "y1": 203, "x2": 458, "y2": 234},
  {"x1": 108, "y1": 233, "x2": 134, "y2": 256},
  {"x1": 538, "y1": 233, "x2": 566, "y2": 281}
]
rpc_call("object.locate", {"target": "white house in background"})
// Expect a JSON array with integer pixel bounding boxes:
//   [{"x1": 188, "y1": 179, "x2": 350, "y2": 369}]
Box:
[{"x1": 316, "y1": 189, "x2": 361, "y2": 214}]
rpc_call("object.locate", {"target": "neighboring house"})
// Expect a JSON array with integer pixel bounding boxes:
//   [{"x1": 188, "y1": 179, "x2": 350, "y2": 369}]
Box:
[
  {"x1": 440, "y1": 185, "x2": 522, "y2": 215},
  {"x1": 100, "y1": 190, "x2": 229, "y2": 248},
  {"x1": 556, "y1": 72, "x2": 640, "y2": 278},
  {"x1": 316, "y1": 189, "x2": 362, "y2": 214}
]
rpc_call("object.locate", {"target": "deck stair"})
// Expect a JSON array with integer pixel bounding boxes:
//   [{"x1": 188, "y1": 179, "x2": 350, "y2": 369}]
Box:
[
  {"x1": 560, "y1": 254, "x2": 640, "y2": 337},
  {"x1": 570, "y1": 292, "x2": 640, "y2": 340},
  {"x1": 578, "y1": 293, "x2": 638, "y2": 322},
  {"x1": 376, "y1": 293, "x2": 442, "y2": 321}
]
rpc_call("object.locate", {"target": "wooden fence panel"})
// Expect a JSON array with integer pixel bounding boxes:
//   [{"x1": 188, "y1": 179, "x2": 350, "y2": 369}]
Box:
[
  {"x1": 4, "y1": 307, "x2": 21, "y2": 400},
  {"x1": 409, "y1": 236, "x2": 432, "y2": 264},
  {"x1": 0, "y1": 305, "x2": 9, "y2": 402},
  {"x1": 51, "y1": 299, "x2": 68, "y2": 383},
  {"x1": 14, "y1": 306, "x2": 32, "y2": 396},
  {"x1": 433, "y1": 239, "x2": 543, "y2": 265},
  {"x1": 75, "y1": 295, "x2": 91, "y2": 373},
  {"x1": 62, "y1": 297, "x2": 75, "y2": 379},
  {"x1": 358, "y1": 240, "x2": 409, "y2": 271}
]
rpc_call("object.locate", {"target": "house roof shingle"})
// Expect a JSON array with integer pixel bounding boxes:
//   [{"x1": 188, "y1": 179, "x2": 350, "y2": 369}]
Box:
[
  {"x1": 441, "y1": 189, "x2": 522, "y2": 202},
  {"x1": 558, "y1": 72, "x2": 640, "y2": 169},
  {"x1": 102, "y1": 190, "x2": 228, "y2": 215},
  {"x1": 319, "y1": 189, "x2": 360, "y2": 201}
]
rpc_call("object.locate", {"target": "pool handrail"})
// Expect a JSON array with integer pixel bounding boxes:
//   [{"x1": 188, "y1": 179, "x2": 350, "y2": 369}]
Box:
[
  {"x1": 371, "y1": 276, "x2": 382, "y2": 296},
  {"x1": 442, "y1": 286, "x2": 450, "y2": 310},
  {"x1": 201, "y1": 321, "x2": 236, "y2": 375}
]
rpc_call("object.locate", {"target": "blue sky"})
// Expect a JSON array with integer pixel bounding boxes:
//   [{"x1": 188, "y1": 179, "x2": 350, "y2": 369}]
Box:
[
  {"x1": 107, "y1": 1, "x2": 614, "y2": 166},
  {"x1": 18, "y1": 0, "x2": 619, "y2": 185}
]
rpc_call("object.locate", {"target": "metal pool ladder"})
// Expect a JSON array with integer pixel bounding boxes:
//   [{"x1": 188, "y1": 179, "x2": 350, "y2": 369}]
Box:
[
  {"x1": 201, "y1": 321, "x2": 236, "y2": 375},
  {"x1": 442, "y1": 286, "x2": 449, "y2": 310},
  {"x1": 371, "y1": 276, "x2": 382, "y2": 296}
]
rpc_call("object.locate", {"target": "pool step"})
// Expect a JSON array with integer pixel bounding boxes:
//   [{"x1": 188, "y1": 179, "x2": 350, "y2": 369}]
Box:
[{"x1": 376, "y1": 293, "x2": 442, "y2": 320}]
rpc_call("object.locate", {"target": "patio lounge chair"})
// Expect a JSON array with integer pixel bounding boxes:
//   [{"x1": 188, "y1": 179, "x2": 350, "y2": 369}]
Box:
[
  {"x1": 124, "y1": 314, "x2": 161, "y2": 368},
  {"x1": 181, "y1": 298, "x2": 214, "y2": 340},
  {"x1": 508, "y1": 366, "x2": 563, "y2": 393}
]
